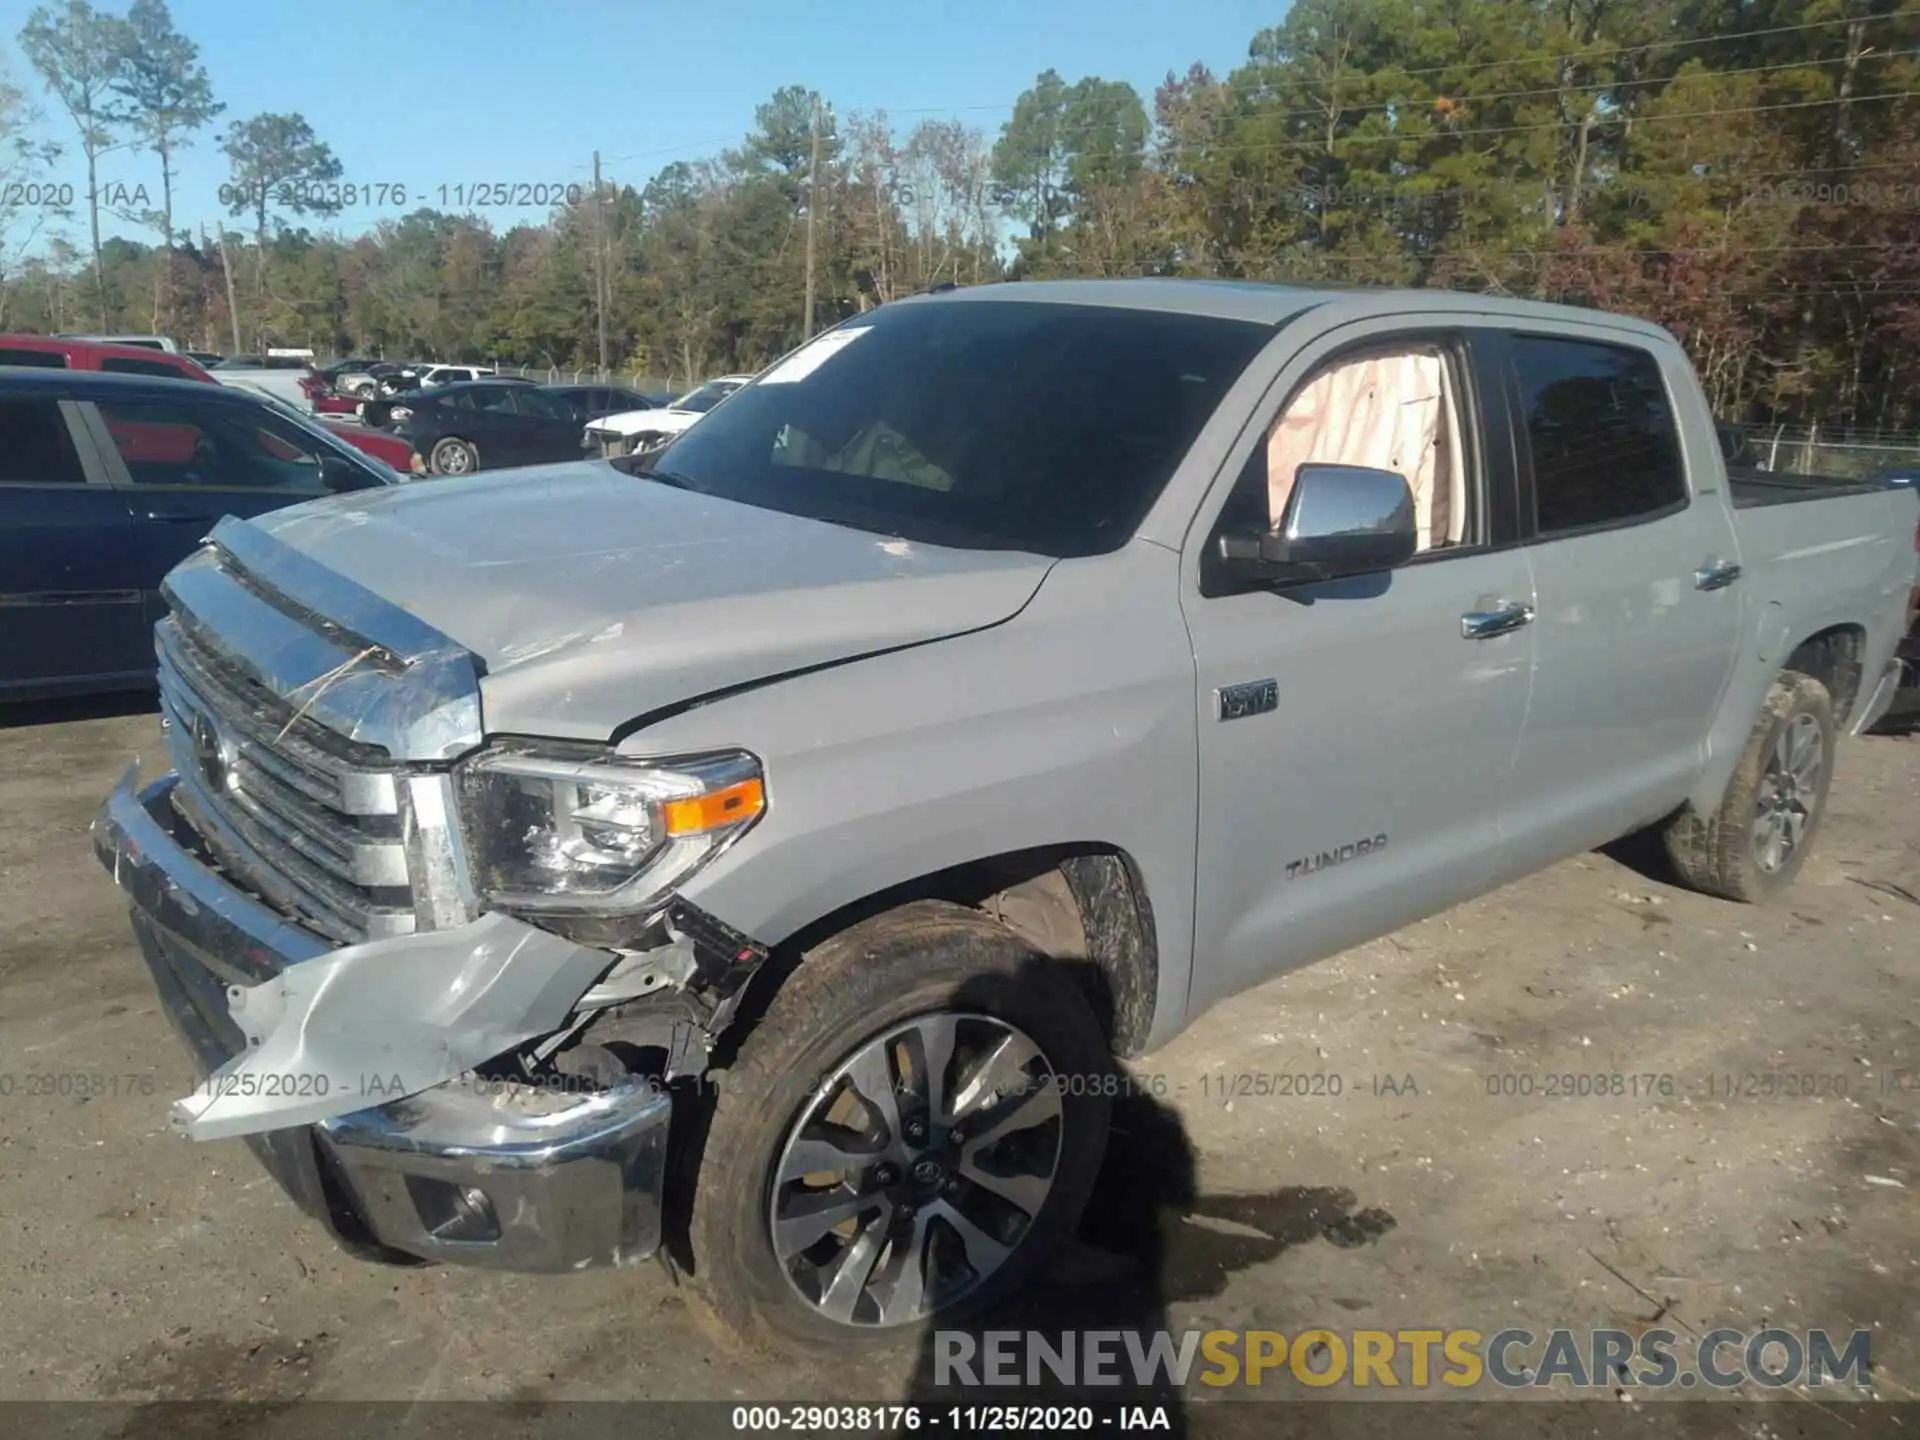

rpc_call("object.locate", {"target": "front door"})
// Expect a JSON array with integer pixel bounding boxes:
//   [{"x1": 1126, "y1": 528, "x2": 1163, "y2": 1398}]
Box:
[{"x1": 1181, "y1": 326, "x2": 1537, "y2": 1015}]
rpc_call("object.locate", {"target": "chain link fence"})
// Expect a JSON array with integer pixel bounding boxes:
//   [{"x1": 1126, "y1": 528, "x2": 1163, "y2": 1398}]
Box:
[{"x1": 1724, "y1": 423, "x2": 1920, "y2": 480}]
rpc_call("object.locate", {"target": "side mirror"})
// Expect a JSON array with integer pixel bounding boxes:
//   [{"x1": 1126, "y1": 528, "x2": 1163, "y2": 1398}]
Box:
[
  {"x1": 318, "y1": 452, "x2": 372, "y2": 493},
  {"x1": 1216, "y1": 462, "x2": 1417, "y2": 585}
]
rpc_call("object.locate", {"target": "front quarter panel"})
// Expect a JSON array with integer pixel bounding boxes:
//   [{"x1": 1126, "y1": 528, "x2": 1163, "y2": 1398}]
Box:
[{"x1": 624, "y1": 540, "x2": 1201, "y2": 1052}]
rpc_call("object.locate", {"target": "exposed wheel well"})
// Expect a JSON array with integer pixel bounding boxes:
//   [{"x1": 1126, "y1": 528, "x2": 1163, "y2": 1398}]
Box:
[
  {"x1": 722, "y1": 845, "x2": 1161, "y2": 1062},
  {"x1": 1784, "y1": 625, "x2": 1866, "y2": 726}
]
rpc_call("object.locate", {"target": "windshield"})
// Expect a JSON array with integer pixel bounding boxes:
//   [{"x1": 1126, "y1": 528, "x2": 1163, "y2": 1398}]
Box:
[
  {"x1": 672, "y1": 383, "x2": 733, "y2": 413},
  {"x1": 648, "y1": 299, "x2": 1269, "y2": 556}
]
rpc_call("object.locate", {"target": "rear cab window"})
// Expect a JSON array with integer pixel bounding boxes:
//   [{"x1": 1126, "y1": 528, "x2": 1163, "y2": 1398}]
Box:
[
  {"x1": 1509, "y1": 334, "x2": 1687, "y2": 535},
  {"x1": 0, "y1": 348, "x2": 70, "y2": 369},
  {"x1": 100, "y1": 355, "x2": 195, "y2": 379}
]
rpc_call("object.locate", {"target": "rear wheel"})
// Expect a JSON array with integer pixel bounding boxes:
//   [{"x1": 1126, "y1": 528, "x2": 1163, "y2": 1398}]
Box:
[
  {"x1": 430, "y1": 437, "x2": 477, "y2": 476},
  {"x1": 687, "y1": 901, "x2": 1111, "y2": 1354},
  {"x1": 1663, "y1": 671, "x2": 1835, "y2": 902}
]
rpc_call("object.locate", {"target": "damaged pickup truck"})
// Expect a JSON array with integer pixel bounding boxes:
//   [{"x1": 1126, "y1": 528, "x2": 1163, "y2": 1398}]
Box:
[{"x1": 95, "y1": 281, "x2": 1919, "y2": 1351}]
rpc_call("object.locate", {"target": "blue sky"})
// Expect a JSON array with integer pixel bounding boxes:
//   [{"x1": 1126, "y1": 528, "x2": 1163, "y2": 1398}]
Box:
[{"x1": 0, "y1": 0, "x2": 1281, "y2": 246}]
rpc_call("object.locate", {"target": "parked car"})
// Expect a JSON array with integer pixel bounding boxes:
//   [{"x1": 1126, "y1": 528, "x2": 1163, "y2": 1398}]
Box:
[
  {"x1": 56, "y1": 332, "x2": 182, "y2": 354},
  {"x1": 581, "y1": 374, "x2": 752, "y2": 456},
  {"x1": 537, "y1": 383, "x2": 653, "y2": 424},
  {"x1": 419, "y1": 364, "x2": 499, "y2": 387},
  {"x1": 89, "y1": 282, "x2": 1920, "y2": 1350},
  {"x1": 0, "y1": 370, "x2": 395, "y2": 700},
  {"x1": 337, "y1": 361, "x2": 420, "y2": 397},
  {"x1": 0, "y1": 333, "x2": 214, "y2": 382},
  {"x1": 186, "y1": 350, "x2": 225, "y2": 368},
  {"x1": 393, "y1": 379, "x2": 591, "y2": 474}
]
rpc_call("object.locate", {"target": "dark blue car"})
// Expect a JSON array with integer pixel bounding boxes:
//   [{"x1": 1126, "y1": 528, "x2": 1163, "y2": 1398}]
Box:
[{"x1": 0, "y1": 369, "x2": 395, "y2": 700}]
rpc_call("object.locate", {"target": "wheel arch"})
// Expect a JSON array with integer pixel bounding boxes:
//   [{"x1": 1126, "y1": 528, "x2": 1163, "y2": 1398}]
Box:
[
  {"x1": 1686, "y1": 622, "x2": 1865, "y2": 816},
  {"x1": 716, "y1": 843, "x2": 1162, "y2": 1063}
]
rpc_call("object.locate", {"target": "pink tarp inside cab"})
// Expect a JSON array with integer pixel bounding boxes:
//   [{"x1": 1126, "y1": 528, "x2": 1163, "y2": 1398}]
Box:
[{"x1": 1265, "y1": 350, "x2": 1468, "y2": 553}]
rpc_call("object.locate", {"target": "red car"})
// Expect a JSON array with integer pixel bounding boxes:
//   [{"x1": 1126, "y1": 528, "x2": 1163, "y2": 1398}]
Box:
[{"x1": 312, "y1": 414, "x2": 414, "y2": 471}]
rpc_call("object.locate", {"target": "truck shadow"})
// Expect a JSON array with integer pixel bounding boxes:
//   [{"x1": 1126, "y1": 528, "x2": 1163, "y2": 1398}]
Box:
[{"x1": 903, "y1": 960, "x2": 1398, "y2": 1435}]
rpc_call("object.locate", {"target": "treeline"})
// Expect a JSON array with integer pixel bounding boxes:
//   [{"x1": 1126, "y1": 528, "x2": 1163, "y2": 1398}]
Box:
[{"x1": 1, "y1": 0, "x2": 1918, "y2": 424}]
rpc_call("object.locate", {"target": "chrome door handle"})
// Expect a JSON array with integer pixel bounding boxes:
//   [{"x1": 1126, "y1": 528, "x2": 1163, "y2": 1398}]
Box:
[
  {"x1": 1694, "y1": 560, "x2": 1743, "y2": 591},
  {"x1": 1461, "y1": 601, "x2": 1535, "y2": 639}
]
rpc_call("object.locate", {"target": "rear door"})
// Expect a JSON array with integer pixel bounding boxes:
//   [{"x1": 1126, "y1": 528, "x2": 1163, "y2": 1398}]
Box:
[
  {"x1": 1489, "y1": 329, "x2": 1744, "y2": 876},
  {"x1": 444, "y1": 385, "x2": 525, "y2": 463},
  {"x1": 0, "y1": 394, "x2": 146, "y2": 691},
  {"x1": 78, "y1": 392, "x2": 337, "y2": 629}
]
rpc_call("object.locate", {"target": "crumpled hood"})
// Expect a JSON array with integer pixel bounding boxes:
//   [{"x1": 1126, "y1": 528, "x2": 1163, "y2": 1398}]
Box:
[
  {"x1": 253, "y1": 462, "x2": 1053, "y2": 741},
  {"x1": 587, "y1": 407, "x2": 699, "y2": 438}
]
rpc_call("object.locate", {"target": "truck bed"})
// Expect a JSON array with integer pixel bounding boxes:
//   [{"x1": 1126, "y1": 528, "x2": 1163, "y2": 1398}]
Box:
[{"x1": 1728, "y1": 466, "x2": 1889, "y2": 507}]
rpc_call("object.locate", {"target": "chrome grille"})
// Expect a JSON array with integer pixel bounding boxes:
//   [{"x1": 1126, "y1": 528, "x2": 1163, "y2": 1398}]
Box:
[{"x1": 156, "y1": 618, "x2": 418, "y2": 944}]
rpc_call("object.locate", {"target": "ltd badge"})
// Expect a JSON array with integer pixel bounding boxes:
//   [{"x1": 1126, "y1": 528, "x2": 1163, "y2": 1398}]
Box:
[{"x1": 1216, "y1": 678, "x2": 1278, "y2": 721}]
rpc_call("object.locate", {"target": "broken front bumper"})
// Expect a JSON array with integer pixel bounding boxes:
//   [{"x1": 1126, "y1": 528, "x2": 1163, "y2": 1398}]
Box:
[{"x1": 94, "y1": 769, "x2": 672, "y2": 1272}]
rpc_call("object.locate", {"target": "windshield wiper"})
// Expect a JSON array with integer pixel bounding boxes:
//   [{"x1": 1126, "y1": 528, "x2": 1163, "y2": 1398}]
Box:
[{"x1": 610, "y1": 454, "x2": 704, "y2": 491}]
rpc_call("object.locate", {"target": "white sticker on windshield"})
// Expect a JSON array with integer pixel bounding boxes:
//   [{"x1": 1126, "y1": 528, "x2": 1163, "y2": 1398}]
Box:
[{"x1": 759, "y1": 326, "x2": 871, "y2": 384}]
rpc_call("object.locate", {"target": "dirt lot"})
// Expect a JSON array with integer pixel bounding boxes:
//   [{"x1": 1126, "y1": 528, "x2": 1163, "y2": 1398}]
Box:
[{"x1": 0, "y1": 695, "x2": 1915, "y2": 1424}]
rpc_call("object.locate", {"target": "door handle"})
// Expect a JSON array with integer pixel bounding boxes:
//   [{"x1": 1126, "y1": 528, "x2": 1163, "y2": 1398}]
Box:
[
  {"x1": 142, "y1": 508, "x2": 202, "y2": 522},
  {"x1": 1461, "y1": 601, "x2": 1535, "y2": 639},
  {"x1": 1694, "y1": 560, "x2": 1743, "y2": 591}
]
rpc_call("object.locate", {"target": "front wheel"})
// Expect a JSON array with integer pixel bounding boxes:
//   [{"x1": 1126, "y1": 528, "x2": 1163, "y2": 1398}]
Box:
[
  {"x1": 688, "y1": 901, "x2": 1111, "y2": 1354},
  {"x1": 1663, "y1": 670, "x2": 1835, "y2": 902},
  {"x1": 430, "y1": 437, "x2": 477, "y2": 476}
]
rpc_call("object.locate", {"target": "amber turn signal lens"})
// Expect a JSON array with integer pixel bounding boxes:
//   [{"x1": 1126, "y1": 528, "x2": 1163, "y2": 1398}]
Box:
[{"x1": 662, "y1": 778, "x2": 766, "y2": 837}]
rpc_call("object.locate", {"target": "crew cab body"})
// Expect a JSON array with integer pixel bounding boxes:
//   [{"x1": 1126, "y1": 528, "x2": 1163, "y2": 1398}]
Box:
[
  {"x1": 0, "y1": 371, "x2": 394, "y2": 699},
  {"x1": 92, "y1": 283, "x2": 1915, "y2": 1301},
  {"x1": 0, "y1": 332, "x2": 214, "y2": 382}
]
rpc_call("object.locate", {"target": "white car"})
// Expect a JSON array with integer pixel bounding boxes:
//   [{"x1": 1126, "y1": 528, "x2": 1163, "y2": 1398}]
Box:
[
  {"x1": 582, "y1": 375, "x2": 752, "y2": 456},
  {"x1": 418, "y1": 364, "x2": 500, "y2": 387}
]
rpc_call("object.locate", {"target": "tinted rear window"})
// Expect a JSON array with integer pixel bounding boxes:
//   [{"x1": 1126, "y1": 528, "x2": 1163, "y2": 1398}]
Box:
[
  {"x1": 101, "y1": 355, "x2": 191, "y2": 378},
  {"x1": 0, "y1": 399, "x2": 86, "y2": 482},
  {"x1": 650, "y1": 300, "x2": 1272, "y2": 556},
  {"x1": 0, "y1": 347, "x2": 69, "y2": 368},
  {"x1": 1511, "y1": 335, "x2": 1688, "y2": 534}
]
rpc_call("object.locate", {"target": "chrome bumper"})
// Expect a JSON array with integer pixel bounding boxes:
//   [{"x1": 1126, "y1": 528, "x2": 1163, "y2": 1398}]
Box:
[{"x1": 94, "y1": 769, "x2": 672, "y2": 1273}]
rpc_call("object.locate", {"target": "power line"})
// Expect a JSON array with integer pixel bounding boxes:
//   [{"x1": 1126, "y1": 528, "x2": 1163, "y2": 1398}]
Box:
[{"x1": 575, "y1": 10, "x2": 1920, "y2": 178}]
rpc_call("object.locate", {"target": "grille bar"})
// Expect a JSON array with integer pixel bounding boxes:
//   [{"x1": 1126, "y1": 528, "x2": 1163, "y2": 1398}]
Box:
[{"x1": 156, "y1": 617, "x2": 417, "y2": 944}]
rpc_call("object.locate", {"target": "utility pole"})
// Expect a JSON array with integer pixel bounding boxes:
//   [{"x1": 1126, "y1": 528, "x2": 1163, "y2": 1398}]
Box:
[
  {"x1": 803, "y1": 92, "x2": 822, "y2": 340},
  {"x1": 592, "y1": 150, "x2": 610, "y2": 375}
]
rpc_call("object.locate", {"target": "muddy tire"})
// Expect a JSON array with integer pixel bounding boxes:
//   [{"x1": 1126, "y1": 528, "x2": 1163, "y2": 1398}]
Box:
[
  {"x1": 687, "y1": 900, "x2": 1111, "y2": 1355},
  {"x1": 430, "y1": 437, "x2": 477, "y2": 476},
  {"x1": 1662, "y1": 671, "x2": 1835, "y2": 902}
]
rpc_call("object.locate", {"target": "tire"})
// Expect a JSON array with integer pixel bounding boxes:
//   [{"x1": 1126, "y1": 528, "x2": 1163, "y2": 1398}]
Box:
[
  {"x1": 1662, "y1": 670, "x2": 1835, "y2": 902},
  {"x1": 687, "y1": 900, "x2": 1111, "y2": 1355},
  {"x1": 430, "y1": 437, "x2": 477, "y2": 476}
]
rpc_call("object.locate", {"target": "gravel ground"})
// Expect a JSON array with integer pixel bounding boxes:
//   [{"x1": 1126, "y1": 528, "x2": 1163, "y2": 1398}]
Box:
[{"x1": 0, "y1": 695, "x2": 1914, "y2": 1428}]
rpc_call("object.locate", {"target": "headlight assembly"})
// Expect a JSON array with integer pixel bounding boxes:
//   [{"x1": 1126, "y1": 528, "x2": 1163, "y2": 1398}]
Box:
[{"x1": 456, "y1": 745, "x2": 764, "y2": 916}]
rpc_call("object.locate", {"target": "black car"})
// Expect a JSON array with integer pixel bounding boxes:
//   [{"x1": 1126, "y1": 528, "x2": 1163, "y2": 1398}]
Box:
[
  {"x1": 536, "y1": 383, "x2": 653, "y2": 423},
  {"x1": 0, "y1": 369, "x2": 396, "y2": 699},
  {"x1": 393, "y1": 380, "x2": 589, "y2": 476}
]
